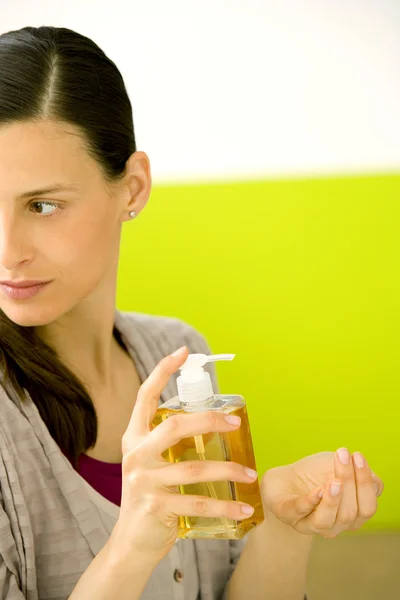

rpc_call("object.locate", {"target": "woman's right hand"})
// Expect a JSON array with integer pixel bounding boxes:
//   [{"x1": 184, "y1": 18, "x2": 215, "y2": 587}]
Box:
[{"x1": 109, "y1": 346, "x2": 257, "y2": 564}]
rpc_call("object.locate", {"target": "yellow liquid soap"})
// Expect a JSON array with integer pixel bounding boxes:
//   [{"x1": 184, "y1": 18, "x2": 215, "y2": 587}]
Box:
[{"x1": 152, "y1": 394, "x2": 265, "y2": 540}]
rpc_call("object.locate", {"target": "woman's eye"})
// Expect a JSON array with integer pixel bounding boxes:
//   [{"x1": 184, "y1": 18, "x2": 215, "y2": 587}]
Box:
[{"x1": 30, "y1": 201, "x2": 59, "y2": 216}]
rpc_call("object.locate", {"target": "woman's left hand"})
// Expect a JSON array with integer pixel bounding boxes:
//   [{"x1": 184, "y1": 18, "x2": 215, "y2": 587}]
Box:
[{"x1": 261, "y1": 448, "x2": 384, "y2": 539}]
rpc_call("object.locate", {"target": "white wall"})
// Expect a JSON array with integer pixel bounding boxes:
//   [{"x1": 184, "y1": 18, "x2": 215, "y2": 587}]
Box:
[{"x1": 1, "y1": 0, "x2": 399, "y2": 182}]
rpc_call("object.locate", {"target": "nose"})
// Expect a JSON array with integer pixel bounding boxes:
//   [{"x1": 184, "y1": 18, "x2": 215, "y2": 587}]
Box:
[{"x1": 0, "y1": 210, "x2": 32, "y2": 272}]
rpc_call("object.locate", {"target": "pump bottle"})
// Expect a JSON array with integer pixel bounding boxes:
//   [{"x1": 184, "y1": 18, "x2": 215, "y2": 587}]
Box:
[{"x1": 152, "y1": 353, "x2": 264, "y2": 540}]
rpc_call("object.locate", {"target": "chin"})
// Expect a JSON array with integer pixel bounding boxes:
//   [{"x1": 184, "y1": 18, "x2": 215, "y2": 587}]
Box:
[{"x1": 0, "y1": 302, "x2": 66, "y2": 328}]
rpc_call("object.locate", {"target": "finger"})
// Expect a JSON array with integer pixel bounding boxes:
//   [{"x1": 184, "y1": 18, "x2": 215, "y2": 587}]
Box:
[
  {"x1": 129, "y1": 410, "x2": 242, "y2": 463},
  {"x1": 163, "y1": 493, "x2": 255, "y2": 521},
  {"x1": 272, "y1": 486, "x2": 324, "y2": 526},
  {"x1": 304, "y1": 480, "x2": 342, "y2": 534},
  {"x1": 155, "y1": 460, "x2": 258, "y2": 487},
  {"x1": 349, "y1": 452, "x2": 378, "y2": 529},
  {"x1": 123, "y1": 346, "x2": 189, "y2": 444},
  {"x1": 371, "y1": 473, "x2": 384, "y2": 497},
  {"x1": 334, "y1": 447, "x2": 358, "y2": 530}
]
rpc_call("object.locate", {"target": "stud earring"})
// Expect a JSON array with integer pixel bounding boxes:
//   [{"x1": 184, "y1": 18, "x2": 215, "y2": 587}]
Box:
[{"x1": 129, "y1": 211, "x2": 136, "y2": 219}]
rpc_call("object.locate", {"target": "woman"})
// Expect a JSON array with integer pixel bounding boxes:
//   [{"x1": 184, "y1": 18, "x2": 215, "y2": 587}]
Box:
[{"x1": 0, "y1": 25, "x2": 383, "y2": 600}]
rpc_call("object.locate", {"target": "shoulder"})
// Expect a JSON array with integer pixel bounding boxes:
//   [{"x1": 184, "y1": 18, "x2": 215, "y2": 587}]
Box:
[{"x1": 116, "y1": 310, "x2": 213, "y2": 355}]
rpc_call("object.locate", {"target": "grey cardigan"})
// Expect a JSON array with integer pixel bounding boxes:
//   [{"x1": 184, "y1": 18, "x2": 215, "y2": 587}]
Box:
[{"x1": 0, "y1": 310, "x2": 246, "y2": 600}]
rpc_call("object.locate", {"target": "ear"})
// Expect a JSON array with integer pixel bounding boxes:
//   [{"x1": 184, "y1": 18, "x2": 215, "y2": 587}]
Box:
[{"x1": 120, "y1": 151, "x2": 152, "y2": 221}]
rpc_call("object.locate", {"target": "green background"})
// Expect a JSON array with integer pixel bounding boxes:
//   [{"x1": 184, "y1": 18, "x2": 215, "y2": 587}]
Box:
[{"x1": 117, "y1": 173, "x2": 400, "y2": 531}]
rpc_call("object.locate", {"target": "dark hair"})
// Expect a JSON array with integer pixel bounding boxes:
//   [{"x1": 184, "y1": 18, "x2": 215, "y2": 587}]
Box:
[{"x1": 0, "y1": 26, "x2": 137, "y2": 469}]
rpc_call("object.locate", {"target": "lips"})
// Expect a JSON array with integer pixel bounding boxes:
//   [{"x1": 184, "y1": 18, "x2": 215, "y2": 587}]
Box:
[
  {"x1": 0, "y1": 281, "x2": 51, "y2": 300},
  {"x1": 0, "y1": 280, "x2": 49, "y2": 288}
]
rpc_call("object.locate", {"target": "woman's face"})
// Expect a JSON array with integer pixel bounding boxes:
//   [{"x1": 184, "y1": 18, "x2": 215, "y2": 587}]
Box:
[{"x1": 0, "y1": 119, "x2": 149, "y2": 327}]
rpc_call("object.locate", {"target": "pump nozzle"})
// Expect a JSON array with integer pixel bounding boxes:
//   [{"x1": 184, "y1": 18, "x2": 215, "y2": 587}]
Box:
[
  {"x1": 205, "y1": 353, "x2": 235, "y2": 363},
  {"x1": 180, "y1": 353, "x2": 235, "y2": 371}
]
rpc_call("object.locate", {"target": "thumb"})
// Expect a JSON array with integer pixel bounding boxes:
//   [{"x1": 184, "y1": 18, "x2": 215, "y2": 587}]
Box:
[
  {"x1": 272, "y1": 486, "x2": 324, "y2": 525},
  {"x1": 123, "y1": 345, "x2": 189, "y2": 445},
  {"x1": 372, "y1": 474, "x2": 384, "y2": 497}
]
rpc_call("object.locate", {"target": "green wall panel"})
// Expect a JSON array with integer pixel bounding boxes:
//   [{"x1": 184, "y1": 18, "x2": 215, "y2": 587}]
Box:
[{"x1": 117, "y1": 173, "x2": 400, "y2": 531}]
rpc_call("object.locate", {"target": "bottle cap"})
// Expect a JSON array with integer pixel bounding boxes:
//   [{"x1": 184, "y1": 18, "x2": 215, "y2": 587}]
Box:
[{"x1": 177, "y1": 353, "x2": 235, "y2": 405}]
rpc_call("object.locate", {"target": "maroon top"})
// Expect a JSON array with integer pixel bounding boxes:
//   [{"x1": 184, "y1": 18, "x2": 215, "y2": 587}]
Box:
[{"x1": 77, "y1": 453, "x2": 122, "y2": 506}]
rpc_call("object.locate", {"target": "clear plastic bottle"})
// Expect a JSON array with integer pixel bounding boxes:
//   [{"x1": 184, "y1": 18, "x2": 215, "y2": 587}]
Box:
[{"x1": 152, "y1": 353, "x2": 265, "y2": 540}]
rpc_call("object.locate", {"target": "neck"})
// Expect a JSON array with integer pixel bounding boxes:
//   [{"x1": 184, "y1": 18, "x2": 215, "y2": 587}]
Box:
[{"x1": 35, "y1": 281, "x2": 124, "y2": 393}]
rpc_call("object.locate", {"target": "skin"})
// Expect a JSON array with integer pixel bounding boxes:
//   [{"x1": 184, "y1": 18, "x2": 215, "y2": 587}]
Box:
[
  {"x1": 0, "y1": 118, "x2": 149, "y2": 415},
  {"x1": 0, "y1": 119, "x2": 384, "y2": 599}
]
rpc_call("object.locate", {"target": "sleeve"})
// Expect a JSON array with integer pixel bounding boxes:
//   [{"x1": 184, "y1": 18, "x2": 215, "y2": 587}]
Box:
[
  {"x1": 0, "y1": 423, "x2": 35, "y2": 599},
  {"x1": 0, "y1": 502, "x2": 29, "y2": 599},
  {"x1": 219, "y1": 538, "x2": 247, "y2": 600},
  {"x1": 0, "y1": 560, "x2": 25, "y2": 599}
]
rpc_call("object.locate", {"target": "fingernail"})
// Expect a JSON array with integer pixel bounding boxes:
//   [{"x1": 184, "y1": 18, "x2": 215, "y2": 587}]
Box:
[
  {"x1": 241, "y1": 504, "x2": 255, "y2": 515},
  {"x1": 353, "y1": 452, "x2": 365, "y2": 469},
  {"x1": 244, "y1": 467, "x2": 258, "y2": 480},
  {"x1": 225, "y1": 415, "x2": 241, "y2": 426},
  {"x1": 374, "y1": 483, "x2": 380, "y2": 496},
  {"x1": 317, "y1": 490, "x2": 324, "y2": 499},
  {"x1": 172, "y1": 346, "x2": 186, "y2": 357},
  {"x1": 337, "y1": 448, "x2": 350, "y2": 465},
  {"x1": 330, "y1": 482, "x2": 341, "y2": 496}
]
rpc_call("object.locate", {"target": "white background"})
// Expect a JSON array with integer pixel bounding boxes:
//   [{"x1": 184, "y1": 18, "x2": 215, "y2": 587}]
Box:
[{"x1": 1, "y1": 0, "x2": 399, "y2": 182}]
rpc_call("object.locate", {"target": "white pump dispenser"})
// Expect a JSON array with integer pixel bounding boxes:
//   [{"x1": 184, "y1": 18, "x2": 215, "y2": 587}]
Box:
[{"x1": 177, "y1": 353, "x2": 235, "y2": 405}]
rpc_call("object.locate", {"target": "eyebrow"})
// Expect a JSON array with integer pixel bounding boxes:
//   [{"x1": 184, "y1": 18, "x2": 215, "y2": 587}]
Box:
[{"x1": 17, "y1": 184, "x2": 79, "y2": 200}]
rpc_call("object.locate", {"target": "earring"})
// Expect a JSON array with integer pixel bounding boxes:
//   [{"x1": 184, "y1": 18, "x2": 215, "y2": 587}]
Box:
[{"x1": 129, "y1": 211, "x2": 136, "y2": 219}]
